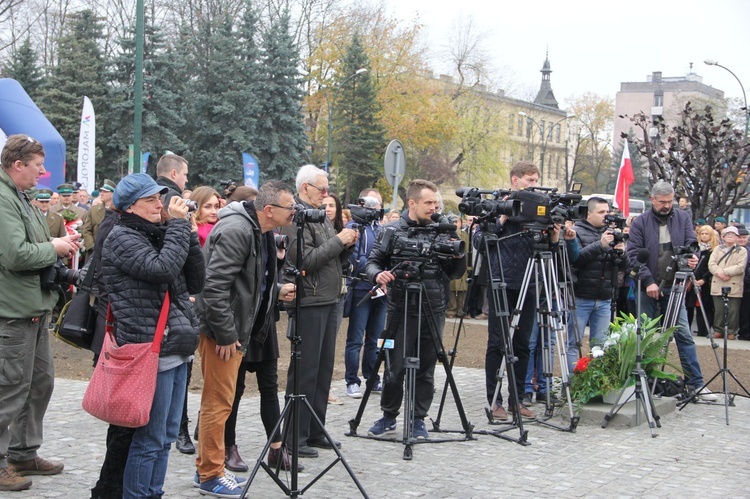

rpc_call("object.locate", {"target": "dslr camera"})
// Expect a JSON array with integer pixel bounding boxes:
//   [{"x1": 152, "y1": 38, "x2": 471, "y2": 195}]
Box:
[
  {"x1": 292, "y1": 204, "x2": 327, "y2": 225},
  {"x1": 40, "y1": 258, "x2": 80, "y2": 291},
  {"x1": 604, "y1": 214, "x2": 628, "y2": 246}
]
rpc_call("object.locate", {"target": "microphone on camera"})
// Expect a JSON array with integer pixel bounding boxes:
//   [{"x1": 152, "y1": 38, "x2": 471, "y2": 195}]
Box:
[
  {"x1": 629, "y1": 248, "x2": 650, "y2": 278},
  {"x1": 430, "y1": 212, "x2": 457, "y2": 232}
]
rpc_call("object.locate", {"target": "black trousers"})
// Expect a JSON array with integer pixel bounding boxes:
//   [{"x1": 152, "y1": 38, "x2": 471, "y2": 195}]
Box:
[
  {"x1": 485, "y1": 287, "x2": 535, "y2": 406},
  {"x1": 90, "y1": 425, "x2": 135, "y2": 499},
  {"x1": 379, "y1": 311, "x2": 445, "y2": 420},
  {"x1": 225, "y1": 359, "x2": 281, "y2": 447}
]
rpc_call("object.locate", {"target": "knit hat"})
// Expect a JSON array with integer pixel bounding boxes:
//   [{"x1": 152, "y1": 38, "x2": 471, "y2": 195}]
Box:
[{"x1": 113, "y1": 173, "x2": 168, "y2": 211}]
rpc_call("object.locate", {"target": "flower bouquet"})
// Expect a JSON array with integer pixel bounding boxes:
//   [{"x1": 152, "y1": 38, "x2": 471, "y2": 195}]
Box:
[{"x1": 568, "y1": 313, "x2": 679, "y2": 406}]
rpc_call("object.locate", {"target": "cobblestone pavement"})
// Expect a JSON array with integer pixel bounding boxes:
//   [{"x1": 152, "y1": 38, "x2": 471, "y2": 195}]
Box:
[{"x1": 10, "y1": 366, "x2": 750, "y2": 499}]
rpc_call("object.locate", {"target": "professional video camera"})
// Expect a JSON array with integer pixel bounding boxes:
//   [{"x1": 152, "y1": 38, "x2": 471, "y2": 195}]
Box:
[
  {"x1": 604, "y1": 214, "x2": 629, "y2": 246},
  {"x1": 378, "y1": 215, "x2": 465, "y2": 268},
  {"x1": 455, "y1": 187, "x2": 520, "y2": 219},
  {"x1": 40, "y1": 258, "x2": 80, "y2": 291},
  {"x1": 672, "y1": 242, "x2": 700, "y2": 272},
  {"x1": 292, "y1": 203, "x2": 327, "y2": 225},
  {"x1": 348, "y1": 198, "x2": 384, "y2": 225}
]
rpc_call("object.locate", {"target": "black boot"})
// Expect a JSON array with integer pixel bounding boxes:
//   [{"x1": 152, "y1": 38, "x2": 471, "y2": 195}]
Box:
[{"x1": 176, "y1": 421, "x2": 195, "y2": 454}]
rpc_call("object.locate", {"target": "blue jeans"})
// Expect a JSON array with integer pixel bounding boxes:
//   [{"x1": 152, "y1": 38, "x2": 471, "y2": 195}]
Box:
[
  {"x1": 567, "y1": 298, "x2": 611, "y2": 372},
  {"x1": 524, "y1": 300, "x2": 558, "y2": 395},
  {"x1": 345, "y1": 289, "x2": 386, "y2": 386},
  {"x1": 639, "y1": 290, "x2": 704, "y2": 388},
  {"x1": 123, "y1": 362, "x2": 187, "y2": 499}
]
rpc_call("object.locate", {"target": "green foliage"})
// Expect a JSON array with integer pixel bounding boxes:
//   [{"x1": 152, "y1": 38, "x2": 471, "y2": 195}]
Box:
[
  {"x1": 254, "y1": 12, "x2": 308, "y2": 184},
  {"x1": 569, "y1": 313, "x2": 678, "y2": 406},
  {"x1": 36, "y1": 10, "x2": 108, "y2": 180},
  {"x1": 3, "y1": 37, "x2": 45, "y2": 99},
  {"x1": 335, "y1": 33, "x2": 386, "y2": 204}
]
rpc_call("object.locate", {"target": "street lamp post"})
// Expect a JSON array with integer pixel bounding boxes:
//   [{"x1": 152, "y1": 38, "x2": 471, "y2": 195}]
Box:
[
  {"x1": 325, "y1": 68, "x2": 368, "y2": 171},
  {"x1": 704, "y1": 59, "x2": 749, "y2": 141},
  {"x1": 518, "y1": 112, "x2": 575, "y2": 185}
]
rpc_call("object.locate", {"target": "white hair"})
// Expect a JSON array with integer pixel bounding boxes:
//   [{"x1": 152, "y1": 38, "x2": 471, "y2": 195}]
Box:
[{"x1": 295, "y1": 164, "x2": 328, "y2": 192}]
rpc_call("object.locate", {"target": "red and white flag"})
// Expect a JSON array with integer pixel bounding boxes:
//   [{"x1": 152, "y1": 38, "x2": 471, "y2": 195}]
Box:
[{"x1": 614, "y1": 142, "x2": 635, "y2": 217}]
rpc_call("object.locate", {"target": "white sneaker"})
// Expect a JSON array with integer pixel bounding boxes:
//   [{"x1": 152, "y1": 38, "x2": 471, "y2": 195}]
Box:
[
  {"x1": 696, "y1": 388, "x2": 719, "y2": 402},
  {"x1": 346, "y1": 383, "x2": 363, "y2": 399}
]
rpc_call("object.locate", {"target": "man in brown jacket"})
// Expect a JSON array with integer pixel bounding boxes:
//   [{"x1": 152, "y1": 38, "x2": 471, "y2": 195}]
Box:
[
  {"x1": 82, "y1": 179, "x2": 116, "y2": 254},
  {"x1": 33, "y1": 189, "x2": 67, "y2": 238}
]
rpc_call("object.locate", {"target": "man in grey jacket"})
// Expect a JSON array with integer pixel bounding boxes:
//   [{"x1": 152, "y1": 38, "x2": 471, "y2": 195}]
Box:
[
  {"x1": 279, "y1": 165, "x2": 357, "y2": 458},
  {"x1": 196, "y1": 180, "x2": 296, "y2": 496}
]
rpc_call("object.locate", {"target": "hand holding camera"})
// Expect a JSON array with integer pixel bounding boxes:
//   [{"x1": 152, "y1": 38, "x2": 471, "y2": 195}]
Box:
[
  {"x1": 51, "y1": 233, "x2": 81, "y2": 259},
  {"x1": 338, "y1": 228, "x2": 358, "y2": 247},
  {"x1": 167, "y1": 196, "x2": 190, "y2": 220}
]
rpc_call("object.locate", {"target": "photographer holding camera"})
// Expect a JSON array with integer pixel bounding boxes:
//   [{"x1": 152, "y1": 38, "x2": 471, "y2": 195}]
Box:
[
  {"x1": 365, "y1": 179, "x2": 466, "y2": 439},
  {"x1": 0, "y1": 135, "x2": 81, "y2": 492},
  {"x1": 278, "y1": 165, "x2": 357, "y2": 457},
  {"x1": 566, "y1": 197, "x2": 627, "y2": 372},
  {"x1": 627, "y1": 180, "x2": 716, "y2": 401}
]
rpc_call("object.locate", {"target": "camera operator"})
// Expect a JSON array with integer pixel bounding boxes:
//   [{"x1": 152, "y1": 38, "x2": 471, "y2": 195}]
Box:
[
  {"x1": 566, "y1": 197, "x2": 627, "y2": 372},
  {"x1": 0, "y1": 135, "x2": 80, "y2": 492},
  {"x1": 627, "y1": 180, "x2": 716, "y2": 401},
  {"x1": 473, "y1": 161, "x2": 576, "y2": 421},
  {"x1": 278, "y1": 165, "x2": 357, "y2": 457},
  {"x1": 344, "y1": 192, "x2": 387, "y2": 399},
  {"x1": 365, "y1": 179, "x2": 466, "y2": 439}
]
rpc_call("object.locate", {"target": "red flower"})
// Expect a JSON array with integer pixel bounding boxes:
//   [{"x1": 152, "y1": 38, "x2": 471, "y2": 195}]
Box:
[{"x1": 574, "y1": 356, "x2": 591, "y2": 374}]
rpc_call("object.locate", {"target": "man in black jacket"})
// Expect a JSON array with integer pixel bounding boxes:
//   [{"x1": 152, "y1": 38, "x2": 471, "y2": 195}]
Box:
[
  {"x1": 279, "y1": 165, "x2": 357, "y2": 457},
  {"x1": 566, "y1": 197, "x2": 626, "y2": 371},
  {"x1": 365, "y1": 179, "x2": 466, "y2": 439}
]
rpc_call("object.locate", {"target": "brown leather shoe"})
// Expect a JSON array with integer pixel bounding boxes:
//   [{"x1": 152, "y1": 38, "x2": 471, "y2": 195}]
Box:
[
  {"x1": 0, "y1": 467, "x2": 32, "y2": 491},
  {"x1": 7, "y1": 457, "x2": 63, "y2": 476},
  {"x1": 713, "y1": 332, "x2": 723, "y2": 338},
  {"x1": 509, "y1": 402, "x2": 537, "y2": 420},
  {"x1": 268, "y1": 445, "x2": 305, "y2": 471},
  {"x1": 225, "y1": 445, "x2": 249, "y2": 472},
  {"x1": 491, "y1": 404, "x2": 509, "y2": 421}
]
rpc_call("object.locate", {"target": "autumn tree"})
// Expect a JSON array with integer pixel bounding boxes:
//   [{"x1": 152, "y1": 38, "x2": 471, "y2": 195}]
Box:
[
  {"x1": 625, "y1": 101, "x2": 750, "y2": 220},
  {"x1": 567, "y1": 92, "x2": 614, "y2": 193}
]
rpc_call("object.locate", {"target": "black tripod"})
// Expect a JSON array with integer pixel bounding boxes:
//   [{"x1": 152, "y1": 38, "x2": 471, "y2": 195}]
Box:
[
  {"x1": 433, "y1": 223, "x2": 529, "y2": 445},
  {"x1": 241, "y1": 219, "x2": 367, "y2": 498},
  {"x1": 602, "y1": 262, "x2": 660, "y2": 437},
  {"x1": 347, "y1": 260, "x2": 475, "y2": 460},
  {"x1": 678, "y1": 286, "x2": 750, "y2": 423},
  {"x1": 489, "y1": 232, "x2": 579, "y2": 432}
]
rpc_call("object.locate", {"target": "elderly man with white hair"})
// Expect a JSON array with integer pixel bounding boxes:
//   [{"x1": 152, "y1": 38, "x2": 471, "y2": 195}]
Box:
[{"x1": 278, "y1": 165, "x2": 358, "y2": 458}]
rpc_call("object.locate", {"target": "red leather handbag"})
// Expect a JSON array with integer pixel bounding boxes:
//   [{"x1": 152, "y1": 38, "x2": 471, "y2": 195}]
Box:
[{"x1": 82, "y1": 293, "x2": 170, "y2": 428}]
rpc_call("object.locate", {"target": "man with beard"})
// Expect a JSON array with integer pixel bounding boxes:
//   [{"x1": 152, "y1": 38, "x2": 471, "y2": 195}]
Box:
[{"x1": 627, "y1": 180, "x2": 716, "y2": 401}]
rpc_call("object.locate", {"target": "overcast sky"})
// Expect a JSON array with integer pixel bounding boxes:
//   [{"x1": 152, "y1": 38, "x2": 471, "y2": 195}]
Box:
[{"x1": 386, "y1": 0, "x2": 750, "y2": 109}]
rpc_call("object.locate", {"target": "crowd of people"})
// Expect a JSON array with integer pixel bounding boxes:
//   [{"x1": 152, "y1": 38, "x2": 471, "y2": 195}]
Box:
[{"x1": 0, "y1": 133, "x2": 743, "y2": 496}]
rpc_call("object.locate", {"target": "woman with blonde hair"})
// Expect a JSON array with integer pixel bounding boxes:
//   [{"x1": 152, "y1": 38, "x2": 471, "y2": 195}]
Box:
[
  {"x1": 694, "y1": 225, "x2": 720, "y2": 336},
  {"x1": 190, "y1": 186, "x2": 222, "y2": 248}
]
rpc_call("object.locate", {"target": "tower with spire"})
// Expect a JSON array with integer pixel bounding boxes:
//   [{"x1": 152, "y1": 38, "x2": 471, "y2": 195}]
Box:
[{"x1": 534, "y1": 50, "x2": 559, "y2": 109}]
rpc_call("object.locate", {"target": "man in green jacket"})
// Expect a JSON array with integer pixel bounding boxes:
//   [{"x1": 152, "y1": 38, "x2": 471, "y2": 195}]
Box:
[{"x1": 0, "y1": 135, "x2": 81, "y2": 492}]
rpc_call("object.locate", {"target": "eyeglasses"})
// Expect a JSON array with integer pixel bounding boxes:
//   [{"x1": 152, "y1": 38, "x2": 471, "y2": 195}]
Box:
[
  {"x1": 307, "y1": 184, "x2": 329, "y2": 195},
  {"x1": 269, "y1": 204, "x2": 296, "y2": 212}
]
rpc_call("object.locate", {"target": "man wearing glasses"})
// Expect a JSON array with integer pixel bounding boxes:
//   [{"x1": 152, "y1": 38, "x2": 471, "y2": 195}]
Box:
[
  {"x1": 278, "y1": 165, "x2": 357, "y2": 458},
  {"x1": 627, "y1": 180, "x2": 716, "y2": 401}
]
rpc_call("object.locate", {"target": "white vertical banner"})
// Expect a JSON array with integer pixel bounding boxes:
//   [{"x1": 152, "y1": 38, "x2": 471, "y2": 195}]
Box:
[{"x1": 77, "y1": 96, "x2": 95, "y2": 192}]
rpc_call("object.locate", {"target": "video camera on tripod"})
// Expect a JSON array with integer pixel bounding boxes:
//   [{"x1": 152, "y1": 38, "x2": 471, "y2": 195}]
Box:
[
  {"x1": 671, "y1": 242, "x2": 700, "y2": 272},
  {"x1": 347, "y1": 198, "x2": 384, "y2": 226},
  {"x1": 456, "y1": 185, "x2": 587, "y2": 244},
  {"x1": 378, "y1": 214, "x2": 465, "y2": 269},
  {"x1": 604, "y1": 214, "x2": 629, "y2": 248}
]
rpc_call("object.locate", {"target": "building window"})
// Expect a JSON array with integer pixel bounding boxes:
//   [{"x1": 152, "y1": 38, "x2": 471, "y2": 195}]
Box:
[
  {"x1": 547, "y1": 125, "x2": 553, "y2": 142},
  {"x1": 654, "y1": 93, "x2": 663, "y2": 107},
  {"x1": 540, "y1": 120, "x2": 545, "y2": 141},
  {"x1": 508, "y1": 114, "x2": 514, "y2": 134},
  {"x1": 556, "y1": 124, "x2": 561, "y2": 143}
]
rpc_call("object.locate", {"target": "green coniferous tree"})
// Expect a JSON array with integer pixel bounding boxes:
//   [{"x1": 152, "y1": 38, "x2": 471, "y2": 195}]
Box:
[
  {"x1": 335, "y1": 34, "x2": 385, "y2": 203},
  {"x1": 3, "y1": 37, "x2": 45, "y2": 100},
  {"x1": 36, "y1": 10, "x2": 108, "y2": 180},
  {"x1": 104, "y1": 18, "x2": 188, "y2": 180},
  {"x1": 255, "y1": 12, "x2": 307, "y2": 184},
  {"x1": 185, "y1": 12, "x2": 258, "y2": 187}
]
